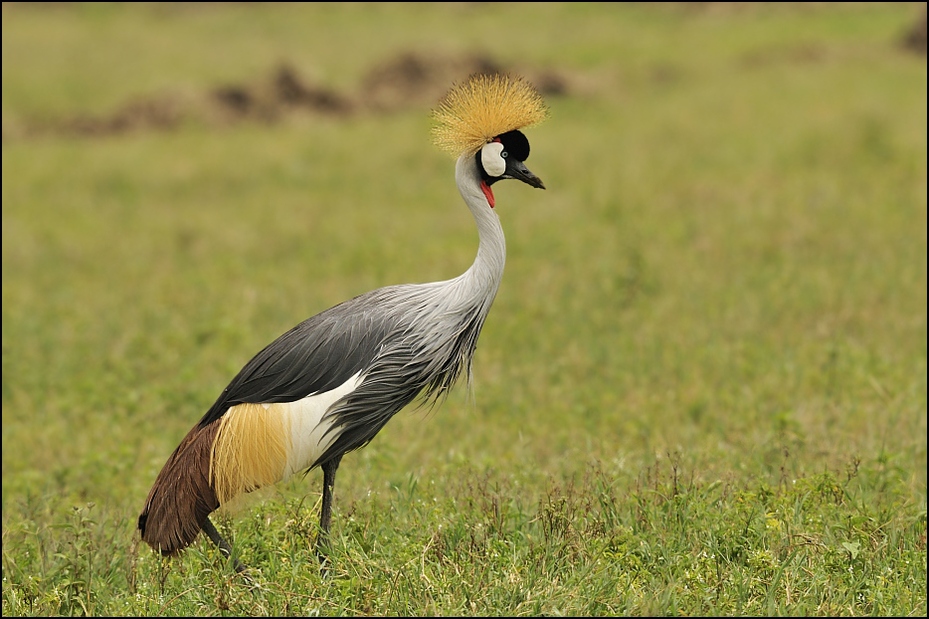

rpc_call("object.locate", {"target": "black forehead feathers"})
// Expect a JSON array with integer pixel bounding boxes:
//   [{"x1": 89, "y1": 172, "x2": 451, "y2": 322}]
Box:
[{"x1": 495, "y1": 129, "x2": 531, "y2": 162}]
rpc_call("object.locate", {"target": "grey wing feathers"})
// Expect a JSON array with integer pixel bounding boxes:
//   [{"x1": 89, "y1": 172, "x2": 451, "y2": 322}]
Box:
[
  {"x1": 194, "y1": 280, "x2": 489, "y2": 469},
  {"x1": 197, "y1": 291, "x2": 398, "y2": 428},
  {"x1": 312, "y1": 293, "x2": 488, "y2": 465}
]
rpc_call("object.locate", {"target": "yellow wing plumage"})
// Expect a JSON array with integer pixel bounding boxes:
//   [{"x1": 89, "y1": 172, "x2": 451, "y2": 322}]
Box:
[{"x1": 432, "y1": 74, "x2": 548, "y2": 157}]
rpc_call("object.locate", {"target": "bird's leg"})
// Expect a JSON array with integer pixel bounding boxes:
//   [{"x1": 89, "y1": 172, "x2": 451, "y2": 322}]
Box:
[
  {"x1": 316, "y1": 454, "x2": 343, "y2": 570},
  {"x1": 202, "y1": 516, "x2": 248, "y2": 575}
]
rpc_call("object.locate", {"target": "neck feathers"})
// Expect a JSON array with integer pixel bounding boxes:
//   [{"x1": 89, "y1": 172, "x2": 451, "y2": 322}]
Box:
[{"x1": 455, "y1": 155, "x2": 506, "y2": 306}]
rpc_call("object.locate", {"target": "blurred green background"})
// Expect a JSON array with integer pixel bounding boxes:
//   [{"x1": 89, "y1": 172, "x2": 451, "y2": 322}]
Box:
[{"x1": 2, "y1": 3, "x2": 926, "y2": 615}]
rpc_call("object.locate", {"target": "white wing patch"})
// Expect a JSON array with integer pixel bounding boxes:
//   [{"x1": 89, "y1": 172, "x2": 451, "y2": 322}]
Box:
[{"x1": 280, "y1": 371, "x2": 365, "y2": 478}]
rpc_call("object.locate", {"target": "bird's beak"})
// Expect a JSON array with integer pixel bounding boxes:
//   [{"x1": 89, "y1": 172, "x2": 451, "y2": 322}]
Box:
[{"x1": 506, "y1": 160, "x2": 546, "y2": 190}]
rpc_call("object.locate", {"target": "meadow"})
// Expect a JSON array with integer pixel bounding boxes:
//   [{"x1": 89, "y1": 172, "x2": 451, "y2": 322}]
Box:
[{"x1": 2, "y1": 3, "x2": 926, "y2": 615}]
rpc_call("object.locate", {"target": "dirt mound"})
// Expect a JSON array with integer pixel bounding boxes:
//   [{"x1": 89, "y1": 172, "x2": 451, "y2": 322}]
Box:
[
  {"x1": 56, "y1": 94, "x2": 187, "y2": 138},
  {"x1": 4, "y1": 53, "x2": 570, "y2": 142},
  {"x1": 211, "y1": 63, "x2": 355, "y2": 122},
  {"x1": 360, "y1": 52, "x2": 568, "y2": 112},
  {"x1": 361, "y1": 52, "x2": 505, "y2": 112},
  {"x1": 902, "y1": 7, "x2": 927, "y2": 55}
]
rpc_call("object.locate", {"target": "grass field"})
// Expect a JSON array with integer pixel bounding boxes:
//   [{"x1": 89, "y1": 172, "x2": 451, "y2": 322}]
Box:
[{"x1": 2, "y1": 3, "x2": 927, "y2": 615}]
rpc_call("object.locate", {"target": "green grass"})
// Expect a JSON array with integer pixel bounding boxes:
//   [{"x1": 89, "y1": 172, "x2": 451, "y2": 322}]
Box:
[{"x1": 2, "y1": 2, "x2": 926, "y2": 615}]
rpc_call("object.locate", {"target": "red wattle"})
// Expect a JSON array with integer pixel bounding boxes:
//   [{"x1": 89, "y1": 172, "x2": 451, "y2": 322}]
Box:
[{"x1": 480, "y1": 181, "x2": 495, "y2": 208}]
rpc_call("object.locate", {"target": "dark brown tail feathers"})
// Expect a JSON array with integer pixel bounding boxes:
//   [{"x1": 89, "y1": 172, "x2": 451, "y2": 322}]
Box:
[{"x1": 138, "y1": 422, "x2": 220, "y2": 555}]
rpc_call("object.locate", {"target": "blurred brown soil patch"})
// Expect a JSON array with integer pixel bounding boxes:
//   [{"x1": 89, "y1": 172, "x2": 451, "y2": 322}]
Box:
[
  {"x1": 901, "y1": 6, "x2": 927, "y2": 54},
  {"x1": 4, "y1": 52, "x2": 569, "y2": 142},
  {"x1": 50, "y1": 94, "x2": 189, "y2": 138},
  {"x1": 360, "y1": 52, "x2": 567, "y2": 112},
  {"x1": 210, "y1": 63, "x2": 356, "y2": 123}
]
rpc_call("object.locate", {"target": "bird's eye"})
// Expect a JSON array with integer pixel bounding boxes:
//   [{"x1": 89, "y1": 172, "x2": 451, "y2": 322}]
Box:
[{"x1": 501, "y1": 151, "x2": 508, "y2": 158}]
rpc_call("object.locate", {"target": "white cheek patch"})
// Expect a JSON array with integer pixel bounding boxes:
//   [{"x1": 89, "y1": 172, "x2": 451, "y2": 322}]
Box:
[{"x1": 481, "y1": 142, "x2": 506, "y2": 177}]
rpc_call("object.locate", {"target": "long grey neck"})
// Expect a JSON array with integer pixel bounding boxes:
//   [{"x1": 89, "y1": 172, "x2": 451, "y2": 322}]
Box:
[{"x1": 453, "y1": 154, "x2": 506, "y2": 308}]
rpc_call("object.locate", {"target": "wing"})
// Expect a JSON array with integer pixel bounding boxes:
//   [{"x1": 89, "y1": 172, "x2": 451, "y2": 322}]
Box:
[{"x1": 196, "y1": 290, "x2": 399, "y2": 428}]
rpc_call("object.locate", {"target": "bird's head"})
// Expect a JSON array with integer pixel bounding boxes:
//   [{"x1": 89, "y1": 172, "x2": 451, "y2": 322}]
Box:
[
  {"x1": 477, "y1": 129, "x2": 545, "y2": 190},
  {"x1": 432, "y1": 74, "x2": 548, "y2": 202}
]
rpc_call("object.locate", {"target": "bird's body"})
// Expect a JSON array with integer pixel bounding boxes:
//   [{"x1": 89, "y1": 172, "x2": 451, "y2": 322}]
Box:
[{"x1": 138, "y1": 74, "x2": 547, "y2": 571}]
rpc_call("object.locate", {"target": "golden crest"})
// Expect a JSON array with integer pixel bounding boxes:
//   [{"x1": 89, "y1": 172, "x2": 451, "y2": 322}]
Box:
[{"x1": 432, "y1": 73, "x2": 548, "y2": 157}]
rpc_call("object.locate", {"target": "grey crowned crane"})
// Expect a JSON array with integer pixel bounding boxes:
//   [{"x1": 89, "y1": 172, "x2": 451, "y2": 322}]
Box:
[{"x1": 137, "y1": 73, "x2": 548, "y2": 572}]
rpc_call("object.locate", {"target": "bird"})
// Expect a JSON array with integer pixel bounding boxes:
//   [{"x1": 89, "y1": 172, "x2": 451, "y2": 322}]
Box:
[{"x1": 137, "y1": 73, "x2": 548, "y2": 573}]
